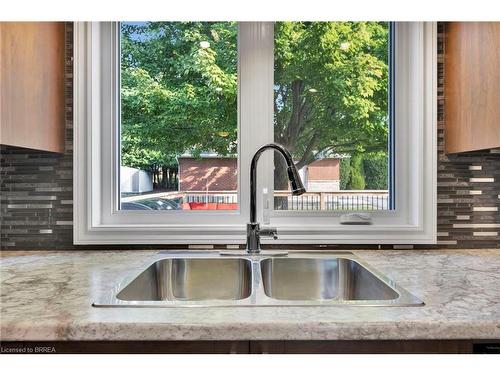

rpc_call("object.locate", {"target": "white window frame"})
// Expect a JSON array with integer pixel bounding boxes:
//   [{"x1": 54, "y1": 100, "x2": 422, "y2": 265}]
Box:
[{"x1": 74, "y1": 21, "x2": 436, "y2": 245}]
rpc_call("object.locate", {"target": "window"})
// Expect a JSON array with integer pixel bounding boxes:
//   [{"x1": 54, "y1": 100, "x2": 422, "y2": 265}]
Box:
[{"x1": 74, "y1": 22, "x2": 436, "y2": 244}]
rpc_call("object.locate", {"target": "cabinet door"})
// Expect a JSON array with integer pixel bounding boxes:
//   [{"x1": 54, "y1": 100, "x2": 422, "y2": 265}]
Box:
[
  {"x1": 0, "y1": 22, "x2": 65, "y2": 153},
  {"x1": 445, "y1": 22, "x2": 500, "y2": 154},
  {"x1": 250, "y1": 340, "x2": 473, "y2": 354}
]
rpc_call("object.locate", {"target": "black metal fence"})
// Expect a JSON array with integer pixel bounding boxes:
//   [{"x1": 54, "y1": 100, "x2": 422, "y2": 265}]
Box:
[{"x1": 274, "y1": 191, "x2": 389, "y2": 211}]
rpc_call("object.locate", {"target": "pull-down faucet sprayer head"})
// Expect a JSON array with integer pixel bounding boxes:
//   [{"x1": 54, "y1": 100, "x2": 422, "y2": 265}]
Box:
[{"x1": 287, "y1": 165, "x2": 306, "y2": 196}]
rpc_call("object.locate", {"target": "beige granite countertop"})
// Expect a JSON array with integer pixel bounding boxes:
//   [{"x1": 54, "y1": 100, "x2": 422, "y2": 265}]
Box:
[{"x1": 1, "y1": 249, "x2": 500, "y2": 341}]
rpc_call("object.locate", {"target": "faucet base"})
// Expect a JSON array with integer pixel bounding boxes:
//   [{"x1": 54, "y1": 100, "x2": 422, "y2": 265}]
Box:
[{"x1": 246, "y1": 222, "x2": 261, "y2": 252}]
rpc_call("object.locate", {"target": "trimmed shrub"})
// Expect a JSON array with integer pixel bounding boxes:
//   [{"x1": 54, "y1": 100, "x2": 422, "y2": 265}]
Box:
[
  {"x1": 349, "y1": 154, "x2": 366, "y2": 190},
  {"x1": 363, "y1": 153, "x2": 388, "y2": 190},
  {"x1": 339, "y1": 157, "x2": 351, "y2": 190}
]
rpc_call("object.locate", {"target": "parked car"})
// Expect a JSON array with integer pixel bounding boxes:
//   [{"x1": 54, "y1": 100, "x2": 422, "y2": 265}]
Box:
[
  {"x1": 141, "y1": 198, "x2": 181, "y2": 210},
  {"x1": 120, "y1": 202, "x2": 153, "y2": 210}
]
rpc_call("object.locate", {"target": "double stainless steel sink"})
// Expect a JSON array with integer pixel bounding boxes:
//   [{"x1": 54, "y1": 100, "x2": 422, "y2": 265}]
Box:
[{"x1": 93, "y1": 251, "x2": 423, "y2": 307}]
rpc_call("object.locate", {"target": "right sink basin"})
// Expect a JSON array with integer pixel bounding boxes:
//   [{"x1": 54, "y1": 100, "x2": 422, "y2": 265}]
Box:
[{"x1": 260, "y1": 257, "x2": 400, "y2": 301}]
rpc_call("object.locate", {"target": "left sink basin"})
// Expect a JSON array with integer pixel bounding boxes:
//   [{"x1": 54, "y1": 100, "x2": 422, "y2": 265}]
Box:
[{"x1": 116, "y1": 258, "x2": 252, "y2": 302}]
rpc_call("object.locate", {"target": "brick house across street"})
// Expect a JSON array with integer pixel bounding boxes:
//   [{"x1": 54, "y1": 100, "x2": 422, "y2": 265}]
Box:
[{"x1": 178, "y1": 155, "x2": 237, "y2": 192}]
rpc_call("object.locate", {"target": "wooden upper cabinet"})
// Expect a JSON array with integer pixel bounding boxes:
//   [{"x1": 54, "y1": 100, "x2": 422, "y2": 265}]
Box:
[
  {"x1": 0, "y1": 22, "x2": 65, "y2": 153},
  {"x1": 445, "y1": 22, "x2": 500, "y2": 154}
]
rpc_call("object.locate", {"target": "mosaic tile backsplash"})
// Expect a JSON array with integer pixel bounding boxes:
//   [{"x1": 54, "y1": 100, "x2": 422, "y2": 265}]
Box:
[{"x1": 1, "y1": 23, "x2": 499, "y2": 250}]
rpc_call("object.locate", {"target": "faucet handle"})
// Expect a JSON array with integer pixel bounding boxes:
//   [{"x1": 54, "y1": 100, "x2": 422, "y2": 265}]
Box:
[{"x1": 259, "y1": 227, "x2": 278, "y2": 240}]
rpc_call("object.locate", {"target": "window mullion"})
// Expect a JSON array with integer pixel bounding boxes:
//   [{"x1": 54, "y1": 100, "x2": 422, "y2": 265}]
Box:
[{"x1": 238, "y1": 22, "x2": 275, "y2": 225}]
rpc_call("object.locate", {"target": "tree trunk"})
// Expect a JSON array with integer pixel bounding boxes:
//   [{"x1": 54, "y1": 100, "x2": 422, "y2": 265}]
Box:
[
  {"x1": 273, "y1": 79, "x2": 322, "y2": 209},
  {"x1": 161, "y1": 166, "x2": 168, "y2": 189},
  {"x1": 168, "y1": 168, "x2": 173, "y2": 190},
  {"x1": 171, "y1": 168, "x2": 178, "y2": 191}
]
